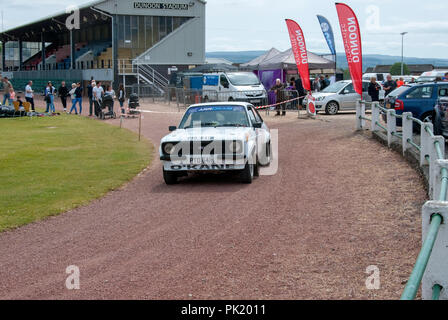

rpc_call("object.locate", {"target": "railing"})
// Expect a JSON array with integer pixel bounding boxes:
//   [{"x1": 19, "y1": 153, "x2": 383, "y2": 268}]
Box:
[{"x1": 356, "y1": 101, "x2": 447, "y2": 300}]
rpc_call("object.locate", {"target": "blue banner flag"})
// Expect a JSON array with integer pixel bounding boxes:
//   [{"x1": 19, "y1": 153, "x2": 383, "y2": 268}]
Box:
[{"x1": 317, "y1": 15, "x2": 336, "y2": 56}]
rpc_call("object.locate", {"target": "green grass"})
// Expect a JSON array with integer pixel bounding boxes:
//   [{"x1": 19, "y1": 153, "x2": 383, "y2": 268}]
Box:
[{"x1": 0, "y1": 115, "x2": 153, "y2": 231}]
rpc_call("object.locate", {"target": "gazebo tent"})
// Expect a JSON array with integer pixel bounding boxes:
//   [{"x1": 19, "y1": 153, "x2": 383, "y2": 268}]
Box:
[
  {"x1": 240, "y1": 48, "x2": 281, "y2": 70},
  {"x1": 258, "y1": 48, "x2": 335, "y2": 70}
]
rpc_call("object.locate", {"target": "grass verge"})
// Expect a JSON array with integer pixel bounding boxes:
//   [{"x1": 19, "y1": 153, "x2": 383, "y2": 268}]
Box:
[{"x1": 0, "y1": 115, "x2": 153, "y2": 231}]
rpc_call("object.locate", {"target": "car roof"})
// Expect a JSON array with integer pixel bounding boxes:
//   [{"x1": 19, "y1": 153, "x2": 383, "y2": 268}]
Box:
[{"x1": 188, "y1": 102, "x2": 252, "y2": 109}]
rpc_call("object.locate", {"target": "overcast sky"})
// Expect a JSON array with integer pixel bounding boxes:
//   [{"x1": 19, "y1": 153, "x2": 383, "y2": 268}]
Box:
[{"x1": 1, "y1": 0, "x2": 447, "y2": 58}]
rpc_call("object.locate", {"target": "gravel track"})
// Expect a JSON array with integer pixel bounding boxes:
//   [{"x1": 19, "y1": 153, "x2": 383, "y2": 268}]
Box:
[{"x1": 0, "y1": 102, "x2": 427, "y2": 299}]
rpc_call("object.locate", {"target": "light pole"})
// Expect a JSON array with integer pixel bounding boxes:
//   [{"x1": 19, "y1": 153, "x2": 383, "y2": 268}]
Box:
[{"x1": 400, "y1": 32, "x2": 408, "y2": 75}]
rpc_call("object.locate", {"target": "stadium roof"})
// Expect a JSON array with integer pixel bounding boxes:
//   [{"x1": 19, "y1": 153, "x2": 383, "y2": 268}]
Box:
[{"x1": 0, "y1": 0, "x2": 110, "y2": 42}]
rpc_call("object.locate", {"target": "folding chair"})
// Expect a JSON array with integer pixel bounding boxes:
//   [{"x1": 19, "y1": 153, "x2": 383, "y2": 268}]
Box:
[{"x1": 12, "y1": 101, "x2": 21, "y2": 117}]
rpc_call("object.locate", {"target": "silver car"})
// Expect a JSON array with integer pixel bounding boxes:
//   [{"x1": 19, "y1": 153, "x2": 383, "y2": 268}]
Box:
[{"x1": 305, "y1": 80, "x2": 385, "y2": 115}]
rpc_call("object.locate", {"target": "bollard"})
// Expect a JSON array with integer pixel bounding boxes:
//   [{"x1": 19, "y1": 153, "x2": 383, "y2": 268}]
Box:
[
  {"x1": 402, "y1": 112, "x2": 413, "y2": 156},
  {"x1": 371, "y1": 102, "x2": 380, "y2": 132},
  {"x1": 355, "y1": 100, "x2": 365, "y2": 130},
  {"x1": 386, "y1": 109, "x2": 397, "y2": 147},
  {"x1": 421, "y1": 122, "x2": 434, "y2": 166},
  {"x1": 421, "y1": 201, "x2": 448, "y2": 300}
]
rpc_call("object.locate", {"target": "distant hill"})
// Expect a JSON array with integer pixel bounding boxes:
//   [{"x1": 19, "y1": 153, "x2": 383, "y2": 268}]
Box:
[{"x1": 206, "y1": 51, "x2": 448, "y2": 71}]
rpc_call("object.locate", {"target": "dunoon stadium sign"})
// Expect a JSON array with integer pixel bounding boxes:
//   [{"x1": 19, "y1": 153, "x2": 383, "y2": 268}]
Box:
[{"x1": 134, "y1": 2, "x2": 194, "y2": 10}]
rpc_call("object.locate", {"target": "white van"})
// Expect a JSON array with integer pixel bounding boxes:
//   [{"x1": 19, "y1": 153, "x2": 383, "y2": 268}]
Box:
[
  {"x1": 362, "y1": 73, "x2": 389, "y2": 82},
  {"x1": 202, "y1": 72, "x2": 267, "y2": 105}
]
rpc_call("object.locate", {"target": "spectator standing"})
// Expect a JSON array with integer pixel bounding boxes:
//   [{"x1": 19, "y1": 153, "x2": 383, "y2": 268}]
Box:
[
  {"x1": 294, "y1": 76, "x2": 306, "y2": 109},
  {"x1": 92, "y1": 81, "x2": 104, "y2": 117},
  {"x1": 368, "y1": 77, "x2": 381, "y2": 102},
  {"x1": 324, "y1": 75, "x2": 330, "y2": 88},
  {"x1": 396, "y1": 77, "x2": 405, "y2": 88},
  {"x1": 9, "y1": 87, "x2": 16, "y2": 105},
  {"x1": 288, "y1": 78, "x2": 298, "y2": 109},
  {"x1": 45, "y1": 82, "x2": 56, "y2": 113},
  {"x1": 319, "y1": 75, "x2": 328, "y2": 91},
  {"x1": 58, "y1": 81, "x2": 69, "y2": 113},
  {"x1": 313, "y1": 77, "x2": 321, "y2": 92},
  {"x1": 105, "y1": 85, "x2": 116, "y2": 113},
  {"x1": 118, "y1": 84, "x2": 126, "y2": 115},
  {"x1": 443, "y1": 73, "x2": 448, "y2": 82},
  {"x1": 69, "y1": 83, "x2": 78, "y2": 114},
  {"x1": 2, "y1": 77, "x2": 12, "y2": 106},
  {"x1": 25, "y1": 81, "x2": 35, "y2": 111},
  {"x1": 87, "y1": 80, "x2": 94, "y2": 116},
  {"x1": 270, "y1": 79, "x2": 286, "y2": 116},
  {"x1": 74, "y1": 82, "x2": 83, "y2": 115},
  {"x1": 383, "y1": 74, "x2": 397, "y2": 97}
]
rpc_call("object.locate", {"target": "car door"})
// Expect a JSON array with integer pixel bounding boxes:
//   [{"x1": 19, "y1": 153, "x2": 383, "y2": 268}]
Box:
[
  {"x1": 338, "y1": 83, "x2": 358, "y2": 110},
  {"x1": 402, "y1": 85, "x2": 434, "y2": 119},
  {"x1": 247, "y1": 106, "x2": 265, "y2": 159}
]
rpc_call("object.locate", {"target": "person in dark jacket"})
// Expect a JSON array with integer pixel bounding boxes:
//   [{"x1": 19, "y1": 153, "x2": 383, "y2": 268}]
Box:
[
  {"x1": 58, "y1": 81, "x2": 69, "y2": 113},
  {"x1": 368, "y1": 77, "x2": 381, "y2": 102},
  {"x1": 383, "y1": 74, "x2": 397, "y2": 97},
  {"x1": 294, "y1": 76, "x2": 306, "y2": 109},
  {"x1": 73, "y1": 82, "x2": 83, "y2": 115},
  {"x1": 270, "y1": 79, "x2": 286, "y2": 116},
  {"x1": 87, "y1": 80, "x2": 94, "y2": 116}
]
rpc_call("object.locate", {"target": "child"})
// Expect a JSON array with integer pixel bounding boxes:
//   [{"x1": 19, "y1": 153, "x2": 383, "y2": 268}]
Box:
[{"x1": 9, "y1": 88, "x2": 15, "y2": 106}]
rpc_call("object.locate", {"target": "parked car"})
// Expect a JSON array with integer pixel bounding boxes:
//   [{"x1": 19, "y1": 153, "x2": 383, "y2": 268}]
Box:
[
  {"x1": 416, "y1": 70, "x2": 448, "y2": 83},
  {"x1": 304, "y1": 80, "x2": 385, "y2": 115},
  {"x1": 384, "y1": 82, "x2": 448, "y2": 126},
  {"x1": 159, "y1": 102, "x2": 271, "y2": 185},
  {"x1": 433, "y1": 95, "x2": 448, "y2": 137}
]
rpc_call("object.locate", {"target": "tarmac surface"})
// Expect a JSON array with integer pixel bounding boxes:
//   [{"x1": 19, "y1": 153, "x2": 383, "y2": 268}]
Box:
[{"x1": 0, "y1": 101, "x2": 427, "y2": 299}]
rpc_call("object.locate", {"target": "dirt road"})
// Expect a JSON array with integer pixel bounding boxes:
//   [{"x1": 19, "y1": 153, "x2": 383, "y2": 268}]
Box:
[{"x1": 0, "y1": 104, "x2": 427, "y2": 299}]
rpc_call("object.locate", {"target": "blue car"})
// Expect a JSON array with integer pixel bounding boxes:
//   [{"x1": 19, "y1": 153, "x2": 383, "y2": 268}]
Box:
[{"x1": 384, "y1": 82, "x2": 448, "y2": 126}]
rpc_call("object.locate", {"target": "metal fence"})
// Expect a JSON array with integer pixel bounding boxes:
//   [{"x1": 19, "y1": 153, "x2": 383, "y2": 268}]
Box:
[{"x1": 356, "y1": 101, "x2": 447, "y2": 300}]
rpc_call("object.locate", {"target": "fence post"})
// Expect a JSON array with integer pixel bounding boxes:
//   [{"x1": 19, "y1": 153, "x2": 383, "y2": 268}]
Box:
[
  {"x1": 421, "y1": 122, "x2": 434, "y2": 166},
  {"x1": 430, "y1": 146, "x2": 447, "y2": 199},
  {"x1": 386, "y1": 109, "x2": 397, "y2": 147},
  {"x1": 421, "y1": 200, "x2": 448, "y2": 300},
  {"x1": 355, "y1": 100, "x2": 365, "y2": 130},
  {"x1": 371, "y1": 102, "x2": 380, "y2": 132},
  {"x1": 402, "y1": 112, "x2": 413, "y2": 156}
]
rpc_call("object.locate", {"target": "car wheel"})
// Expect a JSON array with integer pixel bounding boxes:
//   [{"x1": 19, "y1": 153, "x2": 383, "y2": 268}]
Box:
[
  {"x1": 254, "y1": 155, "x2": 260, "y2": 177},
  {"x1": 240, "y1": 156, "x2": 255, "y2": 184},
  {"x1": 163, "y1": 169, "x2": 178, "y2": 185},
  {"x1": 325, "y1": 101, "x2": 339, "y2": 115},
  {"x1": 259, "y1": 142, "x2": 272, "y2": 166}
]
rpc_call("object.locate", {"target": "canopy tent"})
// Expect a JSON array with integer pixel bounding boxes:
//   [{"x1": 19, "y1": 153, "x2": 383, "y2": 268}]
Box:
[
  {"x1": 258, "y1": 48, "x2": 335, "y2": 71},
  {"x1": 240, "y1": 48, "x2": 281, "y2": 70}
]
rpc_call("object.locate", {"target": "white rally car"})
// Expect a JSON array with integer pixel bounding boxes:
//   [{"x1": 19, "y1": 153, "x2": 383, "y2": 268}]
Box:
[{"x1": 160, "y1": 102, "x2": 271, "y2": 184}]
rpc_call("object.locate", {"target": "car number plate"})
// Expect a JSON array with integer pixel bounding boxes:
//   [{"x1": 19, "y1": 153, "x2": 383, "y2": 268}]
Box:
[
  {"x1": 250, "y1": 99, "x2": 261, "y2": 104},
  {"x1": 189, "y1": 156, "x2": 216, "y2": 165}
]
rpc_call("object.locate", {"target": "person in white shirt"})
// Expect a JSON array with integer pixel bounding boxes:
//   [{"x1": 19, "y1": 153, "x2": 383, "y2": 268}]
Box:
[
  {"x1": 92, "y1": 81, "x2": 104, "y2": 117},
  {"x1": 25, "y1": 81, "x2": 35, "y2": 111}
]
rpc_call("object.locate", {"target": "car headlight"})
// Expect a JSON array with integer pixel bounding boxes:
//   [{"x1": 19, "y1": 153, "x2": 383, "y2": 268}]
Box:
[
  {"x1": 229, "y1": 141, "x2": 242, "y2": 153},
  {"x1": 164, "y1": 143, "x2": 175, "y2": 154}
]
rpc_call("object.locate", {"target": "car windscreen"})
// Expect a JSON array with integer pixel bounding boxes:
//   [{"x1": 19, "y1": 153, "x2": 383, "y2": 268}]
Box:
[
  {"x1": 388, "y1": 85, "x2": 410, "y2": 97},
  {"x1": 179, "y1": 106, "x2": 250, "y2": 129},
  {"x1": 322, "y1": 82, "x2": 348, "y2": 93},
  {"x1": 227, "y1": 73, "x2": 261, "y2": 86}
]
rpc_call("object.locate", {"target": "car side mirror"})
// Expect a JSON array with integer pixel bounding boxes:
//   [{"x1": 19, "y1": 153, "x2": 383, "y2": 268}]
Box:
[
  {"x1": 253, "y1": 122, "x2": 262, "y2": 129},
  {"x1": 169, "y1": 126, "x2": 177, "y2": 132}
]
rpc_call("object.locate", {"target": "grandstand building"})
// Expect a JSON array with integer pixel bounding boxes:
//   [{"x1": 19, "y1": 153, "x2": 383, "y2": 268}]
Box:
[{"x1": 0, "y1": 0, "x2": 206, "y2": 94}]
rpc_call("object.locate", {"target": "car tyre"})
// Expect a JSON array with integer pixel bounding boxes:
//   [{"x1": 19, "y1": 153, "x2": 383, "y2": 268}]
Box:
[
  {"x1": 240, "y1": 156, "x2": 255, "y2": 184},
  {"x1": 325, "y1": 101, "x2": 339, "y2": 115},
  {"x1": 163, "y1": 169, "x2": 178, "y2": 185}
]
